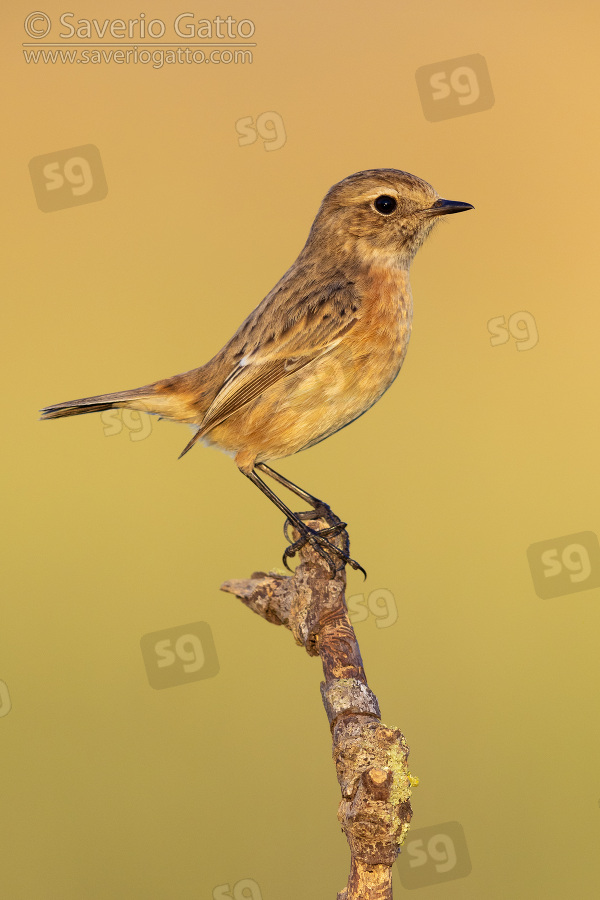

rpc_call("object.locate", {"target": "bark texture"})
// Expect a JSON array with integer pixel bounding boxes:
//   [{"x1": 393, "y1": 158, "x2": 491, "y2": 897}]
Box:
[{"x1": 221, "y1": 516, "x2": 415, "y2": 899}]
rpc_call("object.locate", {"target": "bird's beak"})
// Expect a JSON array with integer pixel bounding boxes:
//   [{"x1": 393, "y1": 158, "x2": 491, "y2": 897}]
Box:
[{"x1": 423, "y1": 198, "x2": 474, "y2": 217}]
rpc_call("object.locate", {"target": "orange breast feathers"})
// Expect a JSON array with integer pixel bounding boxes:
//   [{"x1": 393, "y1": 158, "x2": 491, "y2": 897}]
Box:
[{"x1": 205, "y1": 263, "x2": 414, "y2": 467}]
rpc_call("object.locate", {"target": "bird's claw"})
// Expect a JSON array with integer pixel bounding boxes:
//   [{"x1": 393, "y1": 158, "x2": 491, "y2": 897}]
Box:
[
  {"x1": 282, "y1": 534, "x2": 339, "y2": 576},
  {"x1": 282, "y1": 512, "x2": 367, "y2": 580},
  {"x1": 283, "y1": 515, "x2": 347, "y2": 545}
]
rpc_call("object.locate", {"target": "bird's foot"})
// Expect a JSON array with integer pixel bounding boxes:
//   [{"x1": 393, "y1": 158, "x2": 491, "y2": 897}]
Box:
[{"x1": 282, "y1": 507, "x2": 367, "y2": 579}]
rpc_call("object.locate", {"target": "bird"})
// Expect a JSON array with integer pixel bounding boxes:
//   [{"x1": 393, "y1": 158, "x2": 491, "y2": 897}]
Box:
[{"x1": 41, "y1": 168, "x2": 473, "y2": 575}]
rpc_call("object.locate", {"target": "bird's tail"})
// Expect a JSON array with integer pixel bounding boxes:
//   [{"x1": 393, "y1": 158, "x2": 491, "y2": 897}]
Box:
[{"x1": 40, "y1": 384, "x2": 174, "y2": 421}]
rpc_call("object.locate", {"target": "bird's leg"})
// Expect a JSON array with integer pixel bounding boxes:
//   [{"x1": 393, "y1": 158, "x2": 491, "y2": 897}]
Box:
[
  {"x1": 255, "y1": 462, "x2": 350, "y2": 548},
  {"x1": 255, "y1": 463, "x2": 360, "y2": 566},
  {"x1": 255, "y1": 463, "x2": 366, "y2": 576},
  {"x1": 256, "y1": 462, "x2": 329, "y2": 513},
  {"x1": 256, "y1": 462, "x2": 340, "y2": 532},
  {"x1": 242, "y1": 468, "x2": 366, "y2": 578},
  {"x1": 243, "y1": 469, "x2": 340, "y2": 574}
]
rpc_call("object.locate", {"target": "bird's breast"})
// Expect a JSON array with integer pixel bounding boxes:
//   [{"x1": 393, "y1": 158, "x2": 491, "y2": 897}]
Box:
[
  {"x1": 349, "y1": 262, "x2": 413, "y2": 380},
  {"x1": 206, "y1": 263, "x2": 414, "y2": 462},
  {"x1": 291, "y1": 263, "x2": 413, "y2": 444}
]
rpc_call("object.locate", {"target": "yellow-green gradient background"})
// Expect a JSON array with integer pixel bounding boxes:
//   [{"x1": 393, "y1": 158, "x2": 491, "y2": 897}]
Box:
[{"x1": 2, "y1": 1, "x2": 600, "y2": 897}]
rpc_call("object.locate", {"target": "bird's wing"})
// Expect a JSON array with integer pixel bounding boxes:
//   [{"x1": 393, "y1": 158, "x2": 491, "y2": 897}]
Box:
[{"x1": 178, "y1": 280, "x2": 360, "y2": 457}]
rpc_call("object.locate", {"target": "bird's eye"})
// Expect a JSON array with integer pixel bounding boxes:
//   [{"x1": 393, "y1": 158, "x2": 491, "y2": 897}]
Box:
[{"x1": 374, "y1": 195, "x2": 397, "y2": 215}]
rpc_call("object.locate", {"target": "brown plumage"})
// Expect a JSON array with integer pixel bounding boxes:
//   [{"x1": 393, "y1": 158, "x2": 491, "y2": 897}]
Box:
[{"x1": 41, "y1": 169, "x2": 473, "y2": 573}]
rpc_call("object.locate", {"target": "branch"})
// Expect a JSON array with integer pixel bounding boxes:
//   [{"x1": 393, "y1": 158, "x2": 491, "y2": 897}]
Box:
[{"x1": 221, "y1": 515, "x2": 415, "y2": 899}]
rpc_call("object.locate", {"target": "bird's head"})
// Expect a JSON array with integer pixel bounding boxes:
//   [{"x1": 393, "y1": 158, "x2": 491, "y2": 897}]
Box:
[{"x1": 308, "y1": 168, "x2": 473, "y2": 266}]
